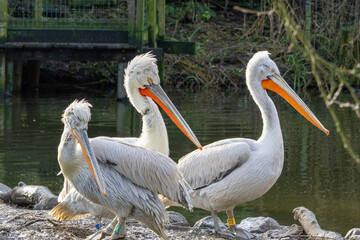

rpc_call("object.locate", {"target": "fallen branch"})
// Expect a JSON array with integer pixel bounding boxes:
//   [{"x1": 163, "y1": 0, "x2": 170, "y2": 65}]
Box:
[
  {"x1": 24, "y1": 218, "x2": 58, "y2": 227},
  {"x1": 5, "y1": 213, "x2": 30, "y2": 223},
  {"x1": 233, "y1": 6, "x2": 274, "y2": 16},
  {"x1": 293, "y1": 207, "x2": 342, "y2": 239}
]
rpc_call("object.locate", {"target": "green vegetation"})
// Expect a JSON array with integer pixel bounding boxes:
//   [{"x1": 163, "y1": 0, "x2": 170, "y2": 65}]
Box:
[
  {"x1": 164, "y1": 1, "x2": 360, "y2": 164},
  {"x1": 163, "y1": 0, "x2": 360, "y2": 91}
]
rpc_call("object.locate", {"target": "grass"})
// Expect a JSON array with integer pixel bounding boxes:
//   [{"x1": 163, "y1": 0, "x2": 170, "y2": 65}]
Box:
[{"x1": 163, "y1": 1, "x2": 360, "y2": 91}]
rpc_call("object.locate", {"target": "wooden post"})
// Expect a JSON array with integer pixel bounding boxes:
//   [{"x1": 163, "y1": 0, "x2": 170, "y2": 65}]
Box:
[
  {"x1": 135, "y1": 0, "x2": 145, "y2": 51},
  {"x1": 339, "y1": 26, "x2": 350, "y2": 66},
  {"x1": 5, "y1": 60, "x2": 13, "y2": 95},
  {"x1": 157, "y1": 0, "x2": 165, "y2": 83},
  {"x1": 0, "y1": 0, "x2": 8, "y2": 96},
  {"x1": 127, "y1": 0, "x2": 136, "y2": 44},
  {"x1": 148, "y1": 0, "x2": 157, "y2": 48},
  {"x1": 34, "y1": 0, "x2": 43, "y2": 21},
  {"x1": 304, "y1": 0, "x2": 311, "y2": 41},
  {"x1": 27, "y1": 60, "x2": 41, "y2": 90},
  {"x1": 0, "y1": 0, "x2": 7, "y2": 43},
  {"x1": 13, "y1": 60, "x2": 22, "y2": 92},
  {"x1": 117, "y1": 62, "x2": 126, "y2": 100},
  {"x1": 157, "y1": 0, "x2": 165, "y2": 41},
  {"x1": 0, "y1": 52, "x2": 6, "y2": 96}
]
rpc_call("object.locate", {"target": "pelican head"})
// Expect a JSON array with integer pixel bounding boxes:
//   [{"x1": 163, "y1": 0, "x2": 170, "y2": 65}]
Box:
[
  {"x1": 246, "y1": 51, "x2": 329, "y2": 135},
  {"x1": 62, "y1": 99, "x2": 106, "y2": 197},
  {"x1": 62, "y1": 99, "x2": 92, "y2": 131},
  {"x1": 124, "y1": 52, "x2": 202, "y2": 150}
]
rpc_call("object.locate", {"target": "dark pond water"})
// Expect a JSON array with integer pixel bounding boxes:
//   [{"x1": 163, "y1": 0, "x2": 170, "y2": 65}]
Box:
[{"x1": 0, "y1": 89, "x2": 359, "y2": 235}]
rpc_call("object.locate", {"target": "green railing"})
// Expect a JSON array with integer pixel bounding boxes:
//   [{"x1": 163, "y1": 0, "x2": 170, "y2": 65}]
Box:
[
  {"x1": 5, "y1": 0, "x2": 128, "y2": 30},
  {"x1": 0, "y1": 0, "x2": 167, "y2": 48},
  {"x1": 0, "y1": 0, "x2": 195, "y2": 97}
]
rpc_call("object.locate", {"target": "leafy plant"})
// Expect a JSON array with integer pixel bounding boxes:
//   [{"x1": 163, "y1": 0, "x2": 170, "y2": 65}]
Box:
[
  {"x1": 283, "y1": 51, "x2": 309, "y2": 91},
  {"x1": 165, "y1": 1, "x2": 216, "y2": 23}
]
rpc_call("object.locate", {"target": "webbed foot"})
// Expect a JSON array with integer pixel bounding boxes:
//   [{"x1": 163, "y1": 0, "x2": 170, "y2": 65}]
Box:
[
  {"x1": 110, "y1": 225, "x2": 126, "y2": 239},
  {"x1": 226, "y1": 226, "x2": 255, "y2": 240}
]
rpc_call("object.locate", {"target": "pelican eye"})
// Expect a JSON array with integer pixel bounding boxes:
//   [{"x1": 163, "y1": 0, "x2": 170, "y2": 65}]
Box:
[{"x1": 147, "y1": 77, "x2": 153, "y2": 84}]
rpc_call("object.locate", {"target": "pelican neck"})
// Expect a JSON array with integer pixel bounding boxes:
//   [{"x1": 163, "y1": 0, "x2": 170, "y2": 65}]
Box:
[
  {"x1": 247, "y1": 77, "x2": 283, "y2": 144},
  {"x1": 138, "y1": 99, "x2": 169, "y2": 156}
]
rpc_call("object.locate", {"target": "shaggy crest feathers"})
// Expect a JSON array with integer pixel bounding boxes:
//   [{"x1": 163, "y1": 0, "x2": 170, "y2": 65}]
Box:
[
  {"x1": 124, "y1": 52, "x2": 158, "y2": 79},
  {"x1": 247, "y1": 51, "x2": 270, "y2": 69},
  {"x1": 62, "y1": 99, "x2": 92, "y2": 124}
]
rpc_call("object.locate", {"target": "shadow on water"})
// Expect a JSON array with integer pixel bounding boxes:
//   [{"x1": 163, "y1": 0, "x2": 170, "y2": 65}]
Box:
[{"x1": 0, "y1": 89, "x2": 359, "y2": 235}]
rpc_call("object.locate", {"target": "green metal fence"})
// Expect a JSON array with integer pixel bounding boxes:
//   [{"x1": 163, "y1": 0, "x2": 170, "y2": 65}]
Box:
[
  {"x1": 5, "y1": 0, "x2": 129, "y2": 30},
  {"x1": 0, "y1": 0, "x2": 196, "y2": 97}
]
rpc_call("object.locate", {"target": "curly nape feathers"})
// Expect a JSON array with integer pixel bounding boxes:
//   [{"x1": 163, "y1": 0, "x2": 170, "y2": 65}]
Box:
[
  {"x1": 124, "y1": 52, "x2": 158, "y2": 79},
  {"x1": 247, "y1": 51, "x2": 270, "y2": 69},
  {"x1": 62, "y1": 99, "x2": 92, "y2": 124}
]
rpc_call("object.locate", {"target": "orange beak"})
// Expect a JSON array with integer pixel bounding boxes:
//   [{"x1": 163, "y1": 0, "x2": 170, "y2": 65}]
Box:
[
  {"x1": 262, "y1": 73, "x2": 329, "y2": 135},
  {"x1": 139, "y1": 83, "x2": 202, "y2": 150},
  {"x1": 72, "y1": 129, "x2": 107, "y2": 197}
]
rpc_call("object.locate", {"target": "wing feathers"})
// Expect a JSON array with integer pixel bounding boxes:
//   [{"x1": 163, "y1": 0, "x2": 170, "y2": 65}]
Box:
[
  {"x1": 90, "y1": 138, "x2": 191, "y2": 209},
  {"x1": 178, "y1": 141, "x2": 251, "y2": 189}
]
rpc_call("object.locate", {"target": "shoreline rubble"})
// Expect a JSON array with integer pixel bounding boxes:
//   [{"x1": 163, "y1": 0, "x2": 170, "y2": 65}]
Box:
[{"x1": 0, "y1": 182, "x2": 358, "y2": 240}]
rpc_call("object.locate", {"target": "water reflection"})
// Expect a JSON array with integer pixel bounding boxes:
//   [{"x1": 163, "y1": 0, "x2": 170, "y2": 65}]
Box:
[{"x1": 0, "y1": 90, "x2": 359, "y2": 235}]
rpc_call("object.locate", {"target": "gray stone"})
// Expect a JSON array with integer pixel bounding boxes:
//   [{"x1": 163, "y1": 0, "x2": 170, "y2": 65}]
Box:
[
  {"x1": 0, "y1": 183, "x2": 11, "y2": 194},
  {"x1": 256, "y1": 229, "x2": 287, "y2": 239},
  {"x1": 193, "y1": 216, "x2": 226, "y2": 231},
  {"x1": 345, "y1": 228, "x2": 360, "y2": 240},
  {"x1": 0, "y1": 182, "x2": 58, "y2": 210},
  {"x1": 166, "y1": 211, "x2": 190, "y2": 226},
  {"x1": 238, "y1": 216, "x2": 282, "y2": 233}
]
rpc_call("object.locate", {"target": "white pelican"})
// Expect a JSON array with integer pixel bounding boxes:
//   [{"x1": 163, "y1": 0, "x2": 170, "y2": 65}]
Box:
[
  {"x1": 52, "y1": 53, "x2": 202, "y2": 235},
  {"x1": 57, "y1": 99, "x2": 194, "y2": 240},
  {"x1": 162, "y1": 51, "x2": 329, "y2": 238}
]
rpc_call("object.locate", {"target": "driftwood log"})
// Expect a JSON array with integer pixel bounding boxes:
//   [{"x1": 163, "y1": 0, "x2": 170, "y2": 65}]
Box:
[
  {"x1": 0, "y1": 182, "x2": 58, "y2": 210},
  {"x1": 293, "y1": 206, "x2": 343, "y2": 239}
]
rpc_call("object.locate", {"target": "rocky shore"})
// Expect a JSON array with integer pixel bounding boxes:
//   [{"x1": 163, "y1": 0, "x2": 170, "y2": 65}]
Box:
[{"x1": 0, "y1": 183, "x2": 359, "y2": 240}]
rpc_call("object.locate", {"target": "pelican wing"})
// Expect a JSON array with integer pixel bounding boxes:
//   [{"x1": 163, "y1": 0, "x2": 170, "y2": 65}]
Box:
[
  {"x1": 94, "y1": 136, "x2": 138, "y2": 145},
  {"x1": 178, "y1": 141, "x2": 252, "y2": 189},
  {"x1": 51, "y1": 187, "x2": 114, "y2": 221},
  {"x1": 89, "y1": 138, "x2": 191, "y2": 208}
]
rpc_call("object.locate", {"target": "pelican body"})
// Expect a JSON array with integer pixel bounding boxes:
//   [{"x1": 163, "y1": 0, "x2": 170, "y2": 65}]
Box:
[
  {"x1": 52, "y1": 53, "x2": 201, "y2": 229},
  {"x1": 163, "y1": 51, "x2": 329, "y2": 238},
  {"x1": 57, "y1": 100, "x2": 193, "y2": 240}
]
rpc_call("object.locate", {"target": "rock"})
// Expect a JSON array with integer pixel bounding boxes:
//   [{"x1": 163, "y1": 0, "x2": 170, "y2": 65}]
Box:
[
  {"x1": 192, "y1": 215, "x2": 226, "y2": 231},
  {"x1": 346, "y1": 228, "x2": 360, "y2": 240},
  {"x1": 0, "y1": 202, "x2": 351, "y2": 240},
  {"x1": 0, "y1": 183, "x2": 11, "y2": 194},
  {"x1": 238, "y1": 216, "x2": 282, "y2": 233},
  {"x1": 0, "y1": 204, "x2": 224, "y2": 240},
  {"x1": 256, "y1": 229, "x2": 288, "y2": 239},
  {"x1": 166, "y1": 211, "x2": 190, "y2": 226},
  {"x1": 0, "y1": 182, "x2": 58, "y2": 210}
]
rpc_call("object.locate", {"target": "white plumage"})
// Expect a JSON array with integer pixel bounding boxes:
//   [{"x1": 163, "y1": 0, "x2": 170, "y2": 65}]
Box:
[
  {"x1": 52, "y1": 53, "x2": 201, "y2": 238},
  {"x1": 56, "y1": 99, "x2": 192, "y2": 239},
  {"x1": 162, "y1": 51, "x2": 329, "y2": 238}
]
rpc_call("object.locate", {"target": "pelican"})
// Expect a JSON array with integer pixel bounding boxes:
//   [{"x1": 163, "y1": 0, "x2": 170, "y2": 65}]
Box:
[
  {"x1": 51, "y1": 53, "x2": 202, "y2": 234},
  {"x1": 162, "y1": 51, "x2": 329, "y2": 238},
  {"x1": 57, "y1": 99, "x2": 194, "y2": 240}
]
